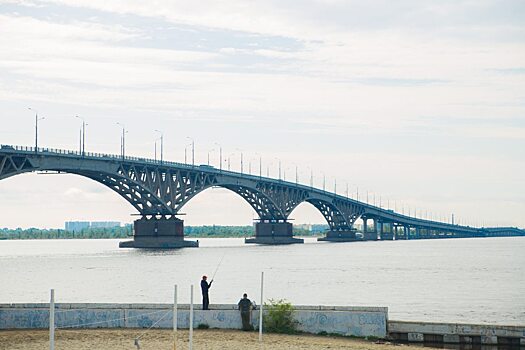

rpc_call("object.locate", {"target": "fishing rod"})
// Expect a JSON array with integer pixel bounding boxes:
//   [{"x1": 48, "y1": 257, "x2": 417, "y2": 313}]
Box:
[{"x1": 211, "y1": 253, "x2": 226, "y2": 282}]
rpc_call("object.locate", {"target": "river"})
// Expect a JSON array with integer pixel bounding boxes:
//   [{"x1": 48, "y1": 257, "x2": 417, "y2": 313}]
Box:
[{"x1": 1, "y1": 236, "x2": 523, "y2": 325}]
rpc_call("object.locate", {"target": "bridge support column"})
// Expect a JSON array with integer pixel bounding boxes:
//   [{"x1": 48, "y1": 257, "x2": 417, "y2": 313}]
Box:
[
  {"x1": 363, "y1": 218, "x2": 378, "y2": 241},
  {"x1": 415, "y1": 227, "x2": 421, "y2": 239},
  {"x1": 245, "y1": 221, "x2": 303, "y2": 245},
  {"x1": 119, "y1": 216, "x2": 199, "y2": 249},
  {"x1": 318, "y1": 229, "x2": 357, "y2": 242},
  {"x1": 404, "y1": 226, "x2": 410, "y2": 240},
  {"x1": 380, "y1": 223, "x2": 394, "y2": 240}
]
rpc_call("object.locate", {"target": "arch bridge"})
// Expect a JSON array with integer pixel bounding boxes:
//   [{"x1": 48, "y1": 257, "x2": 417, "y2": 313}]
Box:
[{"x1": 1, "y1": 145, "x2": 522, "y2": 248}]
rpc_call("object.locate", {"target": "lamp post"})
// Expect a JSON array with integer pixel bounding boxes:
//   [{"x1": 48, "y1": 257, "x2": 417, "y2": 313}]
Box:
[
  {"x1": 186, "y1": 137, "x2": 195, "y2": 166},
  {"x1": 236, "y1": 149, "x2": 243, "y2": 175},
  {"x1": 28, "y1": 108, "x2": 45, "y2": 153},
  {"x1": 75, "y1": 115, "x2": 86, "y2": 156},
  {"x1": 117, "y1": 122, "x2": 127, "y2": 159},
  {"x1": 155, "y1": 130, "x2": 163, "y2": 163},
  {"x1": 207, "y1": 148, "x2": 215, "y2": 166},
  {"x1": 214, "y1": 143, "x2": 222, "y2": 172},
  {"x1": 252, "y1": 153, "x2": 262, "y2": 178},
  {"x1": 306, "y1": 167, "x2": 313, "y2": 188},
  {"x1": 259, "y1": 154, "x2": 262, "y2": 178},
  {"x1": 227, "y1": 153, "x2": 235, "y2": 171},
  {"x1": 274, "y1": 158, "x2": 281, "y2": 180}
]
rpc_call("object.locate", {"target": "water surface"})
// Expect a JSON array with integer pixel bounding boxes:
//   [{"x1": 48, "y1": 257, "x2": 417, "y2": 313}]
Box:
[{"x1": 1, "y1": 237, "x2": 523, "y2": 325}]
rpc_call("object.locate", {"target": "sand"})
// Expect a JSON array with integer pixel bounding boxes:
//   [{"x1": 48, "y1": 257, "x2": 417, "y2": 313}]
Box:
[{"x1": 0, "y1": 329, "x2": 422, "y2": 350}]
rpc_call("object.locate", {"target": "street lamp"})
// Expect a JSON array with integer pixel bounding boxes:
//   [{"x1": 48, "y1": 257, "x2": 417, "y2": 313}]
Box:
[
  {"x1": 274, "y1": 158, "x2": 281, "y2": 180},
  {"x1": 207, "y1": 148, "x2": 215, "y2": 166},
  {"x1": 117, "y1": 122, "x2": 127, "y2": 159},
  {"x1": 75, "y1": 115, "x2": 86, "y2": 156},
  {"x1": 28, "y1": 108, "x2": 45, "y2": 152},
  {"x1": 227, "y1": 152, "x2": 235, "y2": 171},
  {"x1": 155, "y1": 130, "x2": 163, "y2": 163},
  {"x1": 306, "y1": 166, "x2": 313, "y2": 188},
  {"x1": 252, "y1": 153, "x2": 262, "y2": 178},
  {"x1": 236, "y1": 148, "x2": 243, "y2": 175},
  {"x1": 185, "y1": 137, "x2": 195, "y2": 166},
  {"x1": 258, "y1": 154, "x2": 262, "y2": 178},
  {"x1": 214, "y1": 143, "x2": 222, "y2": 172}
]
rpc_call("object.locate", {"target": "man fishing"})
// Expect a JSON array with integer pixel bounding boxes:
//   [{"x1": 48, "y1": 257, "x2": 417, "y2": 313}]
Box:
[
  {"x1": 200, "y1": 275, "x2": 212, "y2": 310},
  {"x1": 238, "y1": 293, "x2": 255, "y2": 331}
]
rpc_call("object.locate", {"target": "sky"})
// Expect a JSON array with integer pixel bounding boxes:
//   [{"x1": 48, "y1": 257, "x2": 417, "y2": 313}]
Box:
[{"x1": 0, "y1": 0, "x2": 524, "y2": 229}]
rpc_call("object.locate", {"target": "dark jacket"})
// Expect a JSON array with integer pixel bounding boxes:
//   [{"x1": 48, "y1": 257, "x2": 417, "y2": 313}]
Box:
[
  {"x1": 201, "y1": 279, "x2": 212, "y2": 294},
  {"x1": 238, "y1": 298, "x2": 252, "y2": 312}
]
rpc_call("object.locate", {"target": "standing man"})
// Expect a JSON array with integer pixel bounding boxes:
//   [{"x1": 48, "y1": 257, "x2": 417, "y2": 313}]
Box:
[
  {"x1": 201, "y1": 275, "x2": 212, "y2": 310},
  {"x1": 238, "y1": 293, "x2": 255, "y2": 331}
]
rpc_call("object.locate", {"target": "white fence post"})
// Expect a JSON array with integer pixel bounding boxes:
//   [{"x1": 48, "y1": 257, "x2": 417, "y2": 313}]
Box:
[
  {"x1": 189, "y1": 284, "x2": 194, "y2": 350},
  {"x1": 259, "y1": 271, "x2": 264, "y2": 342},
  {"x1": 173, "y1": 284, "x2": 177, "y2": 350},
  {"x1": 49, "y1": 289, "x2": 55, "y2": 350}
]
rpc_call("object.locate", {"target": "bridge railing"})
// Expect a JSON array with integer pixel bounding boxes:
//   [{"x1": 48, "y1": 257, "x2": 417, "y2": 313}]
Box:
[{"x1": 1, "y1": 144, "x2": 194, "y2": 169}]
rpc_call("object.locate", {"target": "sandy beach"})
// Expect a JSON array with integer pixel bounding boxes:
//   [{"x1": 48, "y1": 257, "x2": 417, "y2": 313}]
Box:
[{"x1": 0, "y1": 329, "x2": 421, "y2": 350}]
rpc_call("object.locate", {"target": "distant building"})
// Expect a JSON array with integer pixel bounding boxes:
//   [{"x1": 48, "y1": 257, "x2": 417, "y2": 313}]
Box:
[
  {"x1": 65, "y1": 221, "x2": 121, "y2": 232},
  {"x1": 65, "y1": 221, "x2": 90, "y2": 232}
]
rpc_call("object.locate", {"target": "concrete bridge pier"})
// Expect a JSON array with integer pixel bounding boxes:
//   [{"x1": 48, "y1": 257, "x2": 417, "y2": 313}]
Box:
[
  {"x1": 245, "y1": 221, "x2": 304, "y2": 245},
  {"x1": 404, "y1": 226, "x2": 410, "y2": 240},
  {"x1": 380, "y1": 222, "x2": 394, "y2": 240},
  {"x1": 318, "y1": 229, "x2": 358, "y2": 242},
  {"x1": 363, "y1": 218, "x2": 378, "y2": 240},
  {"x1": 119, "y1": 216, "x2": 199, "y2": 249}
]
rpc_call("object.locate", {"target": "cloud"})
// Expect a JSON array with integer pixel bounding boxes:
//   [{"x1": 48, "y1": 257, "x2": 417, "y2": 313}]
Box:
[{"x1": 0, "y1": 1, "x2": 524, "y2": 228}]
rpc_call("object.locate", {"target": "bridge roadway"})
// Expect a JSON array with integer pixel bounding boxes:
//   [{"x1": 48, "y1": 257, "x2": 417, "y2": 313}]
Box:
[{"x1": 0, "y1": 145, "x2": 523, "y2": 248}]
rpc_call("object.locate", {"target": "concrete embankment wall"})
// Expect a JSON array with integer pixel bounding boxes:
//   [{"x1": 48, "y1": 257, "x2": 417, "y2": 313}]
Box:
[
  {"x1": 2, "y1": 304, "x2": 523, "y2": 345},
  {"x1": 0, "y1": 303, "x2": 388, "y2": 338},
  {"x1": 389, "y1": 320, "x2": 525, "y2": 346}
]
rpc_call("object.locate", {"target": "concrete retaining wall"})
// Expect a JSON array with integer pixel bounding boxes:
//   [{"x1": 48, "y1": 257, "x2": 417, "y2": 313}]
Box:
[
  {"x1": 389, "y1": 320, "x2": 525, "y2": 346},
  {"x1": 0, "y1": 303, "x2": 387, "y2": 338}
]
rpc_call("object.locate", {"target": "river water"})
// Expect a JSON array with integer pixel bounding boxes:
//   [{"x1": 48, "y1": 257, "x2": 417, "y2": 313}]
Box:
[{"x1": 0, "y1": 237, "x2": 523, "y2": 325}]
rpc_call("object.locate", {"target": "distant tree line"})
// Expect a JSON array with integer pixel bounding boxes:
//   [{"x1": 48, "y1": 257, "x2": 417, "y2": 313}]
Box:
[
  {"x1": 185, "y1": 225, "x2": 317, "y2": 237},
  {"x1": 0, "y1": 225, "x2": 320, "y2": 240},
  {"x1": 0, "y1": 226, "x2": 132, "y2": 240}
]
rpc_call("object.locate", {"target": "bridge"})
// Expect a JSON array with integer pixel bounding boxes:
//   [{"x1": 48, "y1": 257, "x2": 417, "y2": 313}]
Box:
[{"x1": 1, "y1": 145, "x2": 523, "y2": 248}]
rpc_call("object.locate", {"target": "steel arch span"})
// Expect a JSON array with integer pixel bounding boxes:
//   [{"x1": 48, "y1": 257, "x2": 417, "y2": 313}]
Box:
[{"x1": 1, "y1": 145, "x2": 523, "y2": 247}]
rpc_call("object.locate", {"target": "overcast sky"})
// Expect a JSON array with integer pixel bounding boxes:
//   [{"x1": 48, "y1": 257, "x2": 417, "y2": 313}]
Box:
[{"x1": 0, "y1": 0, "x2": 524, "y2": 229}]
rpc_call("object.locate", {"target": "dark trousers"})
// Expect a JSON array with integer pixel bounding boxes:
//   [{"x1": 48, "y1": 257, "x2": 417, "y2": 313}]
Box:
[
  {"x1": 202, "y1": 293, "x2": 209, "y2": 310},
  {"x1": 240, "y1": 310, "x2": 252, "y2": 331}
]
